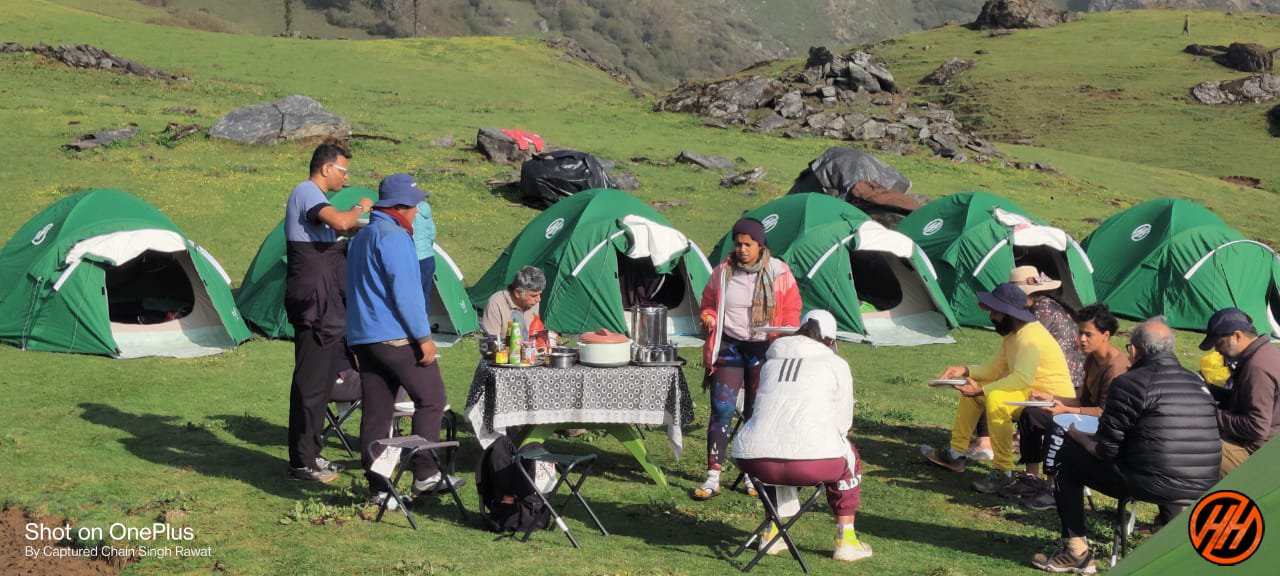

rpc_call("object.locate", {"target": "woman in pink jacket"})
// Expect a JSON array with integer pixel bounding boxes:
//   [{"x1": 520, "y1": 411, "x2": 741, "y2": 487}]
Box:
[{"x1": 694, "y1": 218, "x2": 802, "y2": 500}]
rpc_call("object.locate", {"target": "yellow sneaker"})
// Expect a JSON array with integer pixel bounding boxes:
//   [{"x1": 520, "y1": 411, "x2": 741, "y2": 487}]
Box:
[
  {"x1": 834, "y1": 527, "x2": 873, "y2": 562},
  {"x1": 759, "y1": 523, "x2": 789, "y2": 556}
]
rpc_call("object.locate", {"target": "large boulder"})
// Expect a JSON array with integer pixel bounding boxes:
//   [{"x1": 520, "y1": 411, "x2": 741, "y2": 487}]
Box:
[
  {"x1": 1222, "y1": 43, "x2": 1273, "y2": 73},
  {"x1": 209, "y1": 95, "x2": 349, "y2": 145},
  {"x1": 973, "y1": 0, "x2": 1079, "y2": 30},
  {"x1": 476, "y1": 128, "x2": 540, "y2": 164},
  {"x1": 1192, "y1": 74, "x2": 1280, "y2": 105}
]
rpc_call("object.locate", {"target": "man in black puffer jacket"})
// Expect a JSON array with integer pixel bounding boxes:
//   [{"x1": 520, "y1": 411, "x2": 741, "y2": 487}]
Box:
[{"x1": 1032, "y1": 318, "x2": 1221, "y2": 574}]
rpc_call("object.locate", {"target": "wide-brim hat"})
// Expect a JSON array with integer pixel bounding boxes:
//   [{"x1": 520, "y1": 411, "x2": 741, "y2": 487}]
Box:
[
  {"x1": 977, "y1": 282, "x2": 1037, "y2": 323},
  {"x1": 1009, "y1": 265, "x2": 1062, "y2": 295},
  {"x1": 374, "y1": 173, "x2": 428, "y2": 208}
]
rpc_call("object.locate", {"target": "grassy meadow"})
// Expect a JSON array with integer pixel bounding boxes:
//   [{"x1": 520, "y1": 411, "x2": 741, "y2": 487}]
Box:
[{"x1": 1, "y1": 2, "x2": 1276, "y2": 574}]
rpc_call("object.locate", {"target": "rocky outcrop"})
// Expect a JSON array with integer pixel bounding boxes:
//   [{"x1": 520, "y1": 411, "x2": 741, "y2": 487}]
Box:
[
  {"x1": 1186, "y1": 43, "x2": 1274, "y2": 72},
  {"x1": 2, "y1": 42, "x2": 187, "y2": 81},
  {"x1": 1191, "y1": 73, "x2": 1280, "y2": 104},
  {"x1": 63, "y1": 127, "x2": 138, "y2": 151},
  {"x1": 655, "y1": 47, "x2": 997, "y2": 162},
  {"x1": 972, "y1": 0, "x2": 1079, "y2": 30},
  {"x1": 209, "y1": 96, "x2": 350, "y2": 145},
  {"x1": 923, "y1": 58, "x2": 977, "y2": 86}
]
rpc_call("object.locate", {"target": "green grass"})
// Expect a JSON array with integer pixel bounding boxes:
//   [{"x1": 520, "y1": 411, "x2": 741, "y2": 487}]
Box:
[{"x1": 0, "y1": 2, "x2": 1266, "y2": 574}]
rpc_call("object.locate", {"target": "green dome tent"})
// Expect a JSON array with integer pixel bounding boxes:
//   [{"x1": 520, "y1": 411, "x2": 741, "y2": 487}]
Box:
[
  {"x1": 899, "y1": 191, "x2": 1097, "y2": 328},
  {"x1": 236, "y1": 186, "x2": 479, "y2": 344},
  {"x1": 0, "y1": 189, "x2": 250, "y2": 358},
  {"x1": 709, "y1": 193, "x2": 958, "y2": 346},
  {"x1": 1082, "y1": 198, "x2": 1280, "y2": 335},
  {"x1": 468, "y1": 188, "x2": 712, "y2": 343}
]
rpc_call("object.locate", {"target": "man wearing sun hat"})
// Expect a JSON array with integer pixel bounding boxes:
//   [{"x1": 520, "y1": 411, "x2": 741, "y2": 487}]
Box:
[
  {"x1": 1200, "y1": 307, "x2": 1280, "y2": 477},
  {"x1": 346, "y1": 173, "x2": 461, "y2": 506},
  {"x1": 921, "y1": 282, "x2": 1075, "y2": 495}
]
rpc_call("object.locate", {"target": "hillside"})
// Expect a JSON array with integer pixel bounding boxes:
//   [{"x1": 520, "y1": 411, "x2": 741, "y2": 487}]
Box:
[{"x1": 1, "y1": 2, "x2": 1277, "y2": 575}]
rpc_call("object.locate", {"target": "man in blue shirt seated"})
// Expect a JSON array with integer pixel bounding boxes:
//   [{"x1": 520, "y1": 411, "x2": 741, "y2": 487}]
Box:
[{"x1": 346, "y1": 173, "x2": 462, "y2": 506}]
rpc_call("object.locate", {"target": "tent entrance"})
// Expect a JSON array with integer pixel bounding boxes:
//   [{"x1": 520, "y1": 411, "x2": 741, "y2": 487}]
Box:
[
  {"x1": 618, "y1": 256, "x2": 704, "y2": 347},
  {"x1": 1014, "y1": 245, "x2": 1084, "y2": 311},
  {"x1": 81, "y1": 238, "x2": 234, "y2": 359},
  {"x1": 847, "y1": 247, "x2": 953, "y2": 346}
]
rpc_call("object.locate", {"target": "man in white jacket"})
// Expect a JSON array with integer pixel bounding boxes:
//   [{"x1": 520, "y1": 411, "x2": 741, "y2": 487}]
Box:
[{"x1": 733, "y1": 310, "x2": 871, "y2": 563}]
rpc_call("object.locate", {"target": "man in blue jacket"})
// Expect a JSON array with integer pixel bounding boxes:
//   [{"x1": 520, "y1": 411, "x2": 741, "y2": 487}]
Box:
[{"x1": 347, "y1": 173, "x2": 460, "y2": 504}]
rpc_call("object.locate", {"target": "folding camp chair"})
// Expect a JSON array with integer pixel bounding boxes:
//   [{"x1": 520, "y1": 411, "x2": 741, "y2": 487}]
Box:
[
  {"x1": 1109, "y1": 497, "x2": 1191, "y2": 567},
  {"x1": 321, "y1": 369, "x2": 363, "y2": 457},
  {"x1": 515, "y1": 445, "x2": 607, "y2": 548},
  {"x1": 368, "y1": 435, "x2": 466, "y2": 530},
  {"x1": 731, "y1": 478, "x2": 826, "y2": 573}
]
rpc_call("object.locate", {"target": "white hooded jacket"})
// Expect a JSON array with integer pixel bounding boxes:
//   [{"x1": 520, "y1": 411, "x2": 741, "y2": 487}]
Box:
[{"x1": 732, "y1": 335, "x2": 857, "y2": 475}]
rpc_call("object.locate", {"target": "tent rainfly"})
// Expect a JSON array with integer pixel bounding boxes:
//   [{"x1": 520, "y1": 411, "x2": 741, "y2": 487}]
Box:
[
  {"x1": 710, "y1": 193, "x2": 958, "y2": 346},
  {"x1": 0, "y1": 189, "x2": 250, "y2": 358},
  {"x1": 468, "y1": 188, "x2": 711, "y2": 344},
  {"x1": 899, "y1": 191, "x2": 1097, "y2": 328},
  {"x1": 236, "y1": 186, "x2": 479, "y2": 344},
  {"x1": 1082, "y1": 198, "x2": 1280, "y2": 335}
]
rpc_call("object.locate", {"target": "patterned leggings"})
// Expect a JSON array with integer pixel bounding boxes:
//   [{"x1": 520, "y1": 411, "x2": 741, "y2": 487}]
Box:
[{"x1": 706, "y1": 339, "x2": 769, "y2": 471}]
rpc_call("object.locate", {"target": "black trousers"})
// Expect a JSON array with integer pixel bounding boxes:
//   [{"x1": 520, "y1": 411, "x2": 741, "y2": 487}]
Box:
[
  {"x1": 353, "y1": 342, "x2": 447, "y2": 492},
  {"x1": 288, "y1": 325, "x2": 345, "y2": 468},
  {"x1": 1052, "y1": 439, "x2": 1184, "y2": 538},
  {"x1": 1018, "y1": 407, "x2": 1057, "y2": 465}
]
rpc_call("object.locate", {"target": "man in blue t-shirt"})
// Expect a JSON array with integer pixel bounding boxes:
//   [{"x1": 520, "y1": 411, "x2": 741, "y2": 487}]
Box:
[{"x1": 283, "y1": 142, "x2": 372, "y2": 484}]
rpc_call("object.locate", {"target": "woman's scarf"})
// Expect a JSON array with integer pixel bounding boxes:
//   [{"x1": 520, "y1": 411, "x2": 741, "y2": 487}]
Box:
[
  {"x1": 373, "y1": 206, "x2": 414, "y2": 235},
  {"x1": 733, "y1": 248, "x2": 775, "y2": 329}
]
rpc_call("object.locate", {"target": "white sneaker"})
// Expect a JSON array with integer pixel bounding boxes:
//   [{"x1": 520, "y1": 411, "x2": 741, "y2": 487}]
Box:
[
  {"x1": 411, "y1": 472, "x2": 466, "y2": 496},
  {"x1": 833, "y1": 540, "x2": 873, "y2": 562},
  {"x1": 371, "y1": 491, "x2": 400, "y2": 511},
  {"x1": 759, "y1": 524, "x2": 789, "y2": 556},
  {"x1": 967, "y1": 446, "x2": 995, "y2": 462}
]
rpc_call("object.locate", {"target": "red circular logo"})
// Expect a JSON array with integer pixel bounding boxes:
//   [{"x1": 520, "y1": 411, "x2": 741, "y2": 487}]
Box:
[{"x1": 1189, "y1": 490, "x2": 1264, "y2": 566}]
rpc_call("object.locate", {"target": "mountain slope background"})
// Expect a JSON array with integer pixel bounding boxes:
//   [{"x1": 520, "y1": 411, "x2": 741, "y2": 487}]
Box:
[{"x1": 54, "y1": 0, "x2": 1280, "y2": 85}]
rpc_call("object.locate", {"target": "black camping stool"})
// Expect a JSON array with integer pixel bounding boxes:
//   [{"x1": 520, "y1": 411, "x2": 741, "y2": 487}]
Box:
[
  {"x1": 391, "y1": 396, "x2": 459, "y2": 470},
  {"x1": 1109, "y1": 496, "x2": 1191, "y2": 567},
  {"x1": 731, "y1": 478, "x2": 826, "y2": 574},
  {"x1": 515, "y1": 445, "x2": 607, "y2": 548},
  {"x1": 368, "y1": 435, "x2": 466, "y2": 530},
  {"x1": 321, "y1": 370, "x2": 363, "y2": 457}
]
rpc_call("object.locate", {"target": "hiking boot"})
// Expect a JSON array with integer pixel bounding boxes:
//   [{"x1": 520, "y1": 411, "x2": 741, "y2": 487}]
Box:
[
  {"x1": 759, "y1": 523, "x2": 789, "y2": 556},
  {"x1": 288, "y1": 463, "x2": 338, "y2": 484},
  {"x1": 972, "y1": 470, "x2": 1016, "y2": 494},
  {"x1": 1022, "y1": 487, "x2": 1057, "y2": 511},
  {"x1": 1031, "y1": 544, "x2": 1097, "y2": 574},
  {"x1": 920, "y1": 444, "x2": 967, "y2": 473},
  {"x1": 997, "y1": 473, "x2": 1045, "y2": 500},
  {"x1": 411, "y1": 472, "x2": 466, "y2": 497}
]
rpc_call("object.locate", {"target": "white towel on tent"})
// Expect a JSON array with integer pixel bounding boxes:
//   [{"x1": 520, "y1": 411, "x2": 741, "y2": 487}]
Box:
[{"x1": 621, "y1": 215, "x2": 690, "y2": 268}]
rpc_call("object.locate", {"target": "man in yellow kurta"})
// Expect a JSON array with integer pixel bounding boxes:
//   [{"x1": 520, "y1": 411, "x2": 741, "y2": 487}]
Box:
[{"x1": 922, "y1": 282, "x2": 1076, "y2": 494}]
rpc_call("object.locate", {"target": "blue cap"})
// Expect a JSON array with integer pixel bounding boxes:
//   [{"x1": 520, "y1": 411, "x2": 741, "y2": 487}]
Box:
[
  {"x1": 1199, "y1": 307, "x2": 1254, "y2": 351},
  {"x1": 374, "y1": 173, "x2": 427, "y2": 208},
  {"x1": 976, "y1": 282, "x2": 1036, "y2": 323}
]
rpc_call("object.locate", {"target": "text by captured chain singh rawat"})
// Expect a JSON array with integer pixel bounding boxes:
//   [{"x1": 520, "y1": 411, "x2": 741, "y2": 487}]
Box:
[{"x1": 23, "y1": 521, "x2": 212, "y2": 560}]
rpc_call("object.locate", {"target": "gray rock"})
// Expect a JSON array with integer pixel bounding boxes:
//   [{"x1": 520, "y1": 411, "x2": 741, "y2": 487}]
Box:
[
  {"x1": 930, "y1": 134, "x2": 961, "y2": 157},
  {"x1": 64, "y1": 126, "x2": 138, "y2": 151},
  {"x1": 926, "y1": 109, "x2": 957, "y2": 124},
  {"x1": 611, "y1": 171, "x2": 642, "y2": 190},
  {"x1": 1223, "y1": 43, "x2": 1273, "y2": 73},
  {"x1": 822, "y1": 97, "x2": 838, "y2": 105},
  {"x1": 1192, "y1": 73, "x2": 1280, "y2": 105},
  {"x1": 430, "y1": 135, "x2": 456, "y2": 148},
  {"x1": 163, "y1": 106, "x2": 197, "y2": 115},
  {"x1": 972, "y1": 0, "x2": 1078, "y2": 30},
  {"x1": 846, "y1": 62, "x2": 882, "y2": 93},
  {"x1": 885, "y1": 123, "x2": 910, "y2": 139},
  {"x1": 901, "y1": 115, "x2": 927, "y2": 130},
  {"x1": 806, "y1": 112, "x2": 833, "y2": 129},
  {"x1": 754, "y1": 113, "x2": 791, "y2": 133},
  {"x1": 858, "y1": 119, "x2": 886, "y2": 140},
  {"x1": 820, "y1": 86, "x2": 838, "y2": 98},
  {"x1": 535, "y1": 18, "x2": 550, "y2": 33},
  {"x1": 721, "y1": 76, "x2": 785, "y2": 109},
  {"x1": 209, "y1": 95, "x2": 350, "y2": 145},
  {"x1": 848, "y1": 51, "x2": 897, "y2": 93},
  {"x1": 720, "y1": 167, "x2": 767, "y2": 187},
  {"x1": 872, "y1": 95, "x2": 895, "y2": 106},
  {"x1": 476, "y1": 128, "x2": 536, "y2": 164},
  {"x1": 923, "y1": 58, "x2": 977, "y2": 86},
  {"x1": 675, "y1": 151, "x2": 735, "y2": 170},
  {"x1": 650, "y1": 199, "x2": 690, "y2": 210},
  {"x1": 777, "y1": 91, "x2": 805, "y2": 118}
]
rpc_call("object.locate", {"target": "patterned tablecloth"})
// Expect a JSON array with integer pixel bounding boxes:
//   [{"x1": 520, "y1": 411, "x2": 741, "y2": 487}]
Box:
[{"x1": 464, "y1": 362, "x2": 695, "y2": 459}]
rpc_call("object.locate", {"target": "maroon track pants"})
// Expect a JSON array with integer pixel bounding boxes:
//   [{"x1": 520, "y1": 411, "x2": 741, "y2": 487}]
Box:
[{"x1": 736, "y1": 445, "x2": 862, "y2": 517}]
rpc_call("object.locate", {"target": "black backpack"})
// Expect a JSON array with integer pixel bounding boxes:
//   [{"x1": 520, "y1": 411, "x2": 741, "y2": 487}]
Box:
[{"x1": 475, "y1": 436, "x2": 551, "y2": 534}]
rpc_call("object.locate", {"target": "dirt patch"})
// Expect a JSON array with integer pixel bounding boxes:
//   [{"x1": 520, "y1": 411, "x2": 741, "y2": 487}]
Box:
[
  {"x1": 1078, "y1": 85, "x2": 1126, "y2": 100},
  {"x1": 1221, "y1": 175, "x2": 1262, "y2": 188},
  {"x1": 0, "y1": 507, "x2": 127, "y2": 575}
]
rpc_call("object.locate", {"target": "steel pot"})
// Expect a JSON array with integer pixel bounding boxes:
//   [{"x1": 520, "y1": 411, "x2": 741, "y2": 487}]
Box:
[
  {"x1": 630, "y1": 306, "x2": 669, "y2": 348},
  {"x1": 547, "y1": 349, "x2": 577, "y2": 369}
]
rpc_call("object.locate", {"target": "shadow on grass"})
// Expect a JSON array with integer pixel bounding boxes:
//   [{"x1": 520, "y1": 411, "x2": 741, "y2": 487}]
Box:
[
  {"x1": 858, "y1": 512, "x2": 1040, "y2": 564},
  {"x1": 211, "y1": 413, "x2": 285, "y2": 448},
  {"x1": 79, "y1": 403, "x2": 321, "y2": 499}
]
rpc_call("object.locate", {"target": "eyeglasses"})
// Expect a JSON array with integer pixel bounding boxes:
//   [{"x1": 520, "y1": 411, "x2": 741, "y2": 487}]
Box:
[{"x1": 328, "y1": 163, "x2": 349, "y2": 174}]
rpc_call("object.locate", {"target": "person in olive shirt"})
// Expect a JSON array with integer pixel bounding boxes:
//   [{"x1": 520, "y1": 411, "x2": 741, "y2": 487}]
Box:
[
  {"x1": 480, "y1": 266, "x2": 544, "y2": 340},
  {"x1": 1201, "y1": 307, "x2": 1280, "y2": 477},
  {"x1": 283, "y1": 142, "x2": 372, "y2": 484}
]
